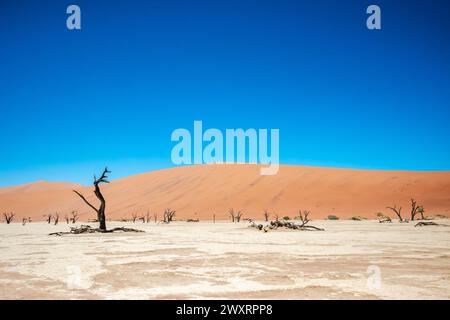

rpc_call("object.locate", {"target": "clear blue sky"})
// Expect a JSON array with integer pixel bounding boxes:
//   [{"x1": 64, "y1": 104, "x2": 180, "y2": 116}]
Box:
[{"x1": 1, "y1": 0, "x2": 449, "y2": 186}]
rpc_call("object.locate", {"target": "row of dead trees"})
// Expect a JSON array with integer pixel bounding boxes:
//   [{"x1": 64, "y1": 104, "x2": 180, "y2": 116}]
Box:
[
  {"x1": 43, "y1": 211, "x2": 80, "y2": 225},
  {"x1": 128, "y1": 208, "x2": 176, "y2": 223},
  {"x1": 380, "y1": 198, "x2": 426, "y2": 223},
  {"x1": 2, "y1": 212, "x2": 79, "y2": 225}
]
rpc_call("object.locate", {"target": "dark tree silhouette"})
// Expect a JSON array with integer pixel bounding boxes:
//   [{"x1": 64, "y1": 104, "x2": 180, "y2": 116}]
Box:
[
  {"x1": 387, "y1": 205, "x2": 404, "y2": 222},
  {"x1": 410, "y1": 198, "x2": 420, "y2": 221},
  {"x1": 235, "y1": 210, "x2": 244, "y2": 222},
  {"x1": 53, "y1": 213, "x2": 60, "y2": 225},
  {"x1": 228, "y1": 208, "x2": 235, "y2": 222},
  {"x1": 3, "y1": 212, "x2": 15, "y2": 224},
  {"x1": 263, "y1": 210, "x2": 270, "y2": 222},
  {"x1": 73, "y1": 167, "x2": 110, "y2": 231},
  {"x1": 164, "y1": 208, "x2": 176, "y2": 223},
  {"x1": 71, "y1": 211, "x2": 79, "y2": 223}
]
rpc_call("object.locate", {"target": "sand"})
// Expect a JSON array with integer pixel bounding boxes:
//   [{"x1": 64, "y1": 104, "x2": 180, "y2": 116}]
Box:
[
  {"x1": 0, "y1": 220, "x2": 449, "y2": 299},
  {"x1": 0, "y1": 164, "x2": 450, "y2": 222}
]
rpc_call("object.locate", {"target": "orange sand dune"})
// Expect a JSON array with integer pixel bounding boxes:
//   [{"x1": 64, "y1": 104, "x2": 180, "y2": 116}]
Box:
[{"x1": 1, "y1": 164, "x2": 450, "y2": 221}]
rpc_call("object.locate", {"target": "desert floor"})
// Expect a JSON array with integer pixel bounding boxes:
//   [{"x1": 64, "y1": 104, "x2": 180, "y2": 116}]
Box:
[{"x1": 0, "y1": 220, "x2": 449, "y2": 299}]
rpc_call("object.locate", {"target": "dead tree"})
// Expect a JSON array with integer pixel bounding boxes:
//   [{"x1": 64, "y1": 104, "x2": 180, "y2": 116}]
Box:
[
  {"x1": 64, "y1": 214, "x2": 70, "y2": 224},
  {"x1": 410, "y1": 198, "x2": 420, "y2": 221},
  {"x1": 50, "y1": 224, "x2": 145, "y2": 236},
  {"x1": 417, "y1": 206, "x2": 426, "y2": 220},
  {"x1": 22, "y1": 217, "x2": 27, "y2": 226},
  {"x1": 71, "y1": 211, "x2": 79, "y2": 224},
  {"x1": 44, "y1": 214, "x2": 52, "y2": 224},
  {"x1": 3, "y1": 212, "x2": 15, "y2": 224},
  {"x1": 131, "y1": 212, "x2": 138, "y2": 223},
  {"x1": 145, "y1": 211, "x2": 151, "y2": 223},
  {"x1": 263, "y1": 210, "x2": 270, "y2": 222},
  {"x1": 164, "y1": 208, "x2": 176, "y2": 223},
  {"x1": 153, "y1": 212, "x2": 158, "y2": 223},
  {"x1": 73, "y1": 167, "x2": 110, "y2": 231},
  {"x1": 53, "y1": 213, "x2": 60, "y2": 225},
  {"x1": 235, "y1": 210, "x2": 244, "y2": 222},
  {"x1": 228, "y1": 208, "x2": 235, "y2": 222},
  {"x1": 213, "y1": 214, "x2": 216, "y2": 223},
  {"x1": 298, "y1": 210, "x2": 310, "y2": 227},
  {"x1": 274, "y1": 213, "x2": 279, "y2": 221},
  {"x1": 387, "y1": 205, "x2": 405, "y2": 222}
]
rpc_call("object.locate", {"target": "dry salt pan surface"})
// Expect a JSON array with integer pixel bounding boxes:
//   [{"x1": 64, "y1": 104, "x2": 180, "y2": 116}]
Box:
[{"x1": 0, "y1": 220, "x2": 449, "y2": 299}]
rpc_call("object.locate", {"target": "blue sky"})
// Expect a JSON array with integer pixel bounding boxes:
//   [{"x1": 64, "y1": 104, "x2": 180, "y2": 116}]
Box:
[{"x1": 0, "y1": 0, "x2": 449, "y2": 186}]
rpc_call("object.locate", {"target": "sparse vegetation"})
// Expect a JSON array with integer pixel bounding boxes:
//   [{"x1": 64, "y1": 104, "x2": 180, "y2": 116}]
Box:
[
  {"x1": 327, "y1": 215, "x2": 339, "y2": 220},
  {"x1": 282, "y1": 216, "x2": 290, "y2": 221},
  {"x1": 376, "y1": 212, "x2": 392, "y2": 223}
]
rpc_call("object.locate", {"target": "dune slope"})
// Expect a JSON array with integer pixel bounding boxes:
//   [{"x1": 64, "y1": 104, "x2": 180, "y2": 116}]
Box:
[{"x1": 0, "y1": 164, "x2": 449, "y2": 221}]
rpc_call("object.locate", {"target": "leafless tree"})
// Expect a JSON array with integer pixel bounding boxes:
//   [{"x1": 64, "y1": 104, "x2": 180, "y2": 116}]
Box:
[
  {"x1": 417, "y1": 206, "x2": 426, "y2": 220},
  {"x1": 22, "y1": 217, "x2": 27, "y2": 226},
  {"x1": 73, "y1": 167, "x2": 110, "y2": 231},
  {"x1": 145, "y1": 211, "x2": 151, "y2": 223},
  {"x1": 387, "y1": 205, "x2": 404, "y2": 222},
  {"x1": 235, "y1": 210, "x2": 244, "y2": 222},
  {"x1": 44, "y1": 213, "x2": 52, "y2": 224},
  {"x1": 213, "y1": 214, "x2": 216, "y2": 223},
  {"x1": 298, "y1": 210, "x2": 311, "y2": 227},
  {"x1": 153, "y1": 212, "x2": 158, "y2": 223},
  {"x1": 3, "y1": 212, "x2": 15, "y2": 224},
  {"x1": 273, "y1": 213, "x2": 279, "y2": 221},
  {"x1": 53, "y1": 213, "x2": 60, "y2": 225},
  {"x1": 71, "y1": 211, "x2": 79, "y2": 224},
  {"x1": 410, "y1": 198, "x2": 421, "y2": 221},
  {"x1": 228, "y1": 208, "x2": 236, "y2": 222},
  {"x1": 64, "y1": 214, "x2": 70, "y2": 224},
  {"x1": 164, "y1": 208, "x2": 176, "y2": 223},
  {"x1": 131, "y1": 212, "x2": 138, "y2": 223},
  {"x1": 263, "y1": 210, "x2": 270, "y2": 222}
]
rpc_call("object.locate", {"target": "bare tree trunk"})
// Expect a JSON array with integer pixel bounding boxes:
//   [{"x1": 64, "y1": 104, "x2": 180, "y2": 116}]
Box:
[
  {"x1": 410, "y1": 198, "x2": 420, "y2": 221},
  {"x1": 263, "y1": 210, "x2": 269, "y2": 222},
  {"x1": 73, "y1": 167, "x2": 110, "y2": 231}
]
